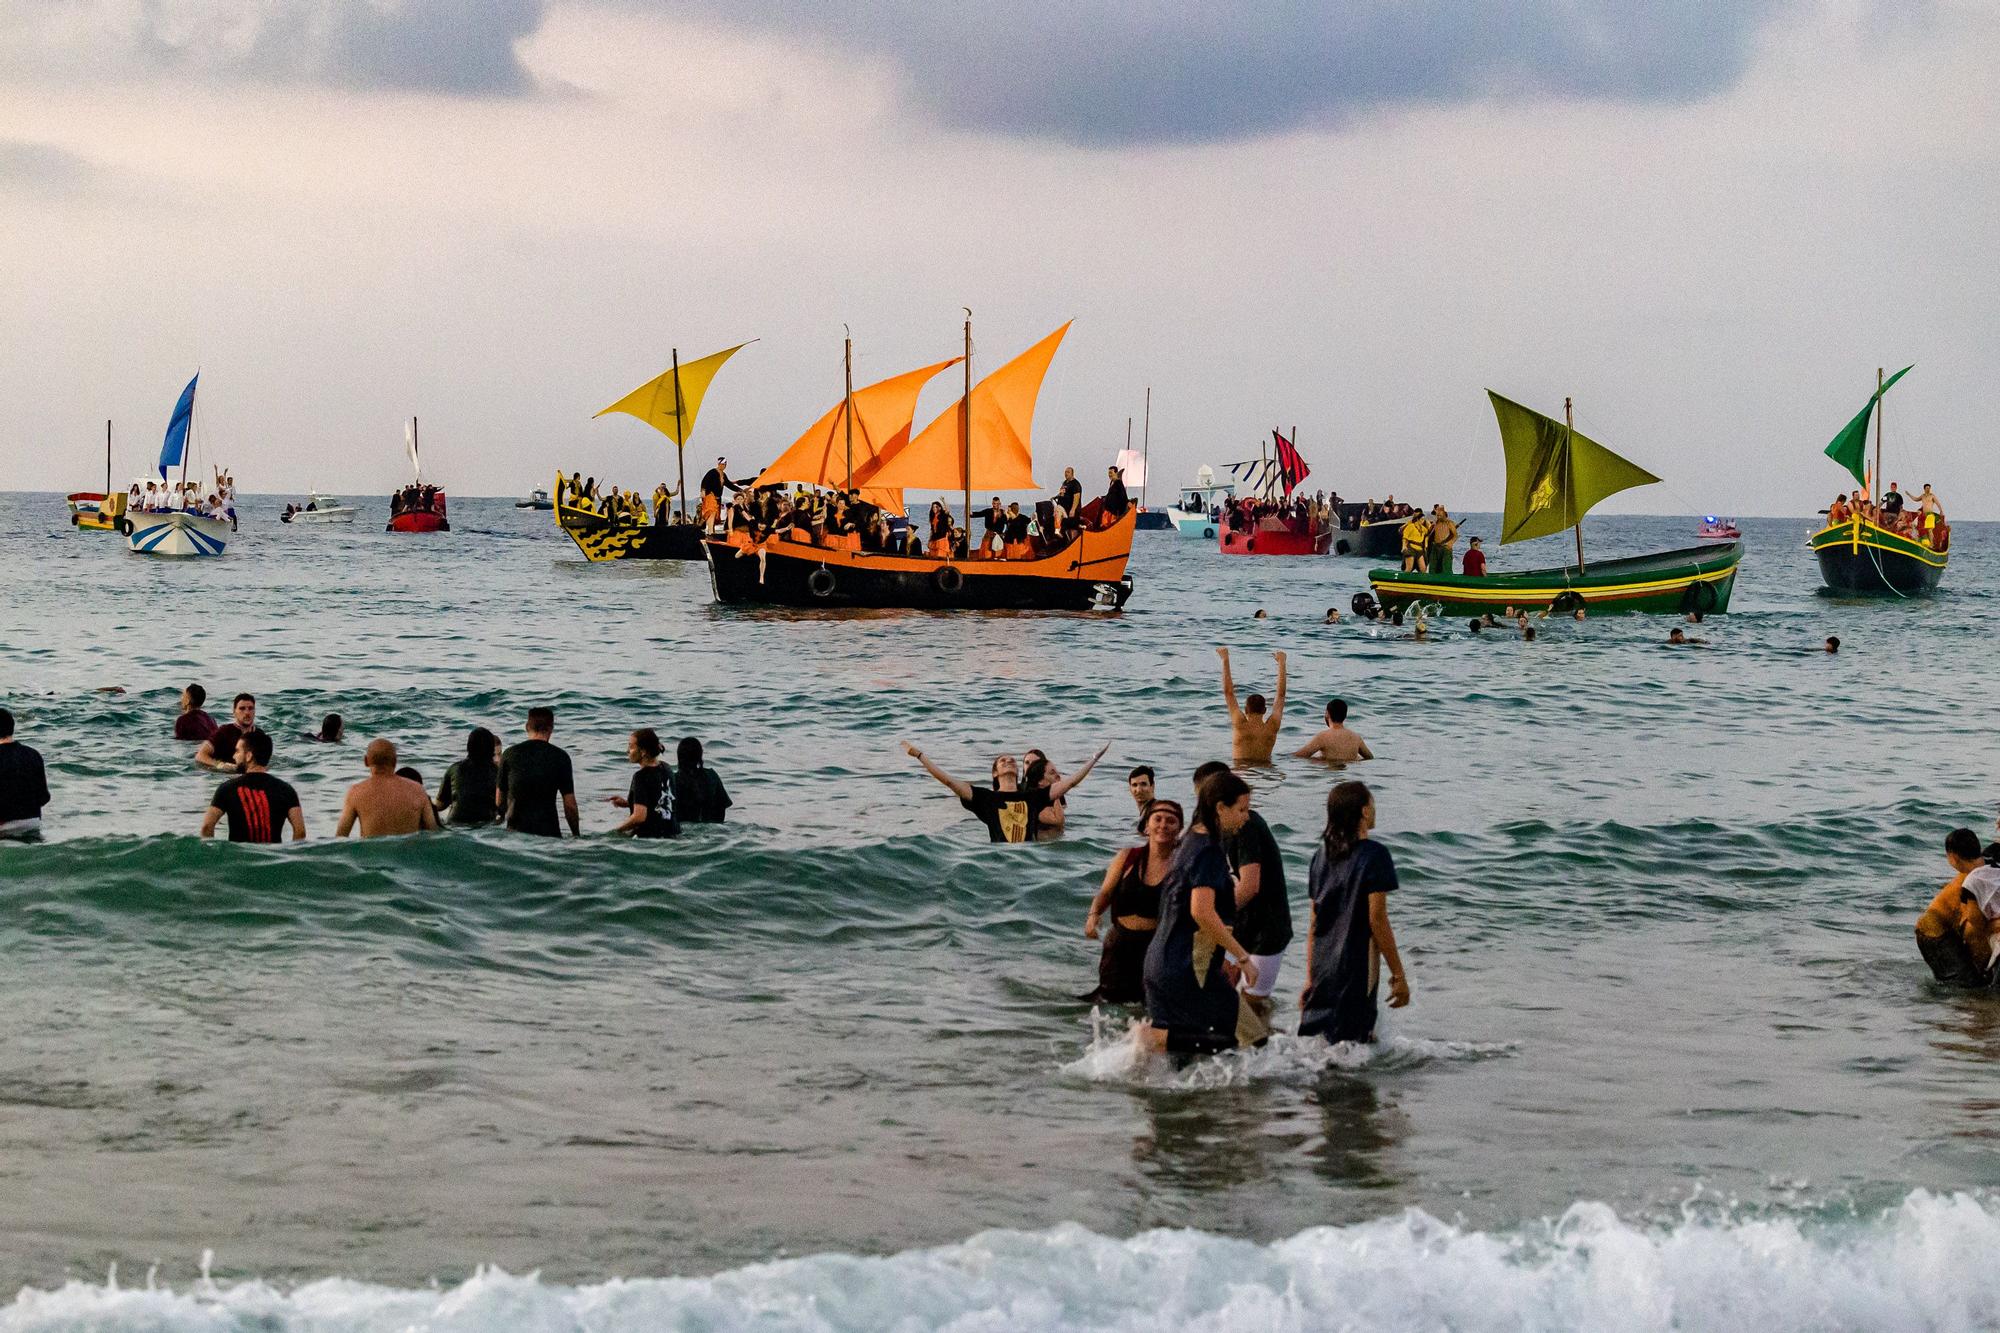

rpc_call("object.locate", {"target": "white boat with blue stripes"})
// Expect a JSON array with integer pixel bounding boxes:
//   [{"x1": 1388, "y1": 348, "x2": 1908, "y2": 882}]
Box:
[{"x1": 126, "y1": 371, "x2": 231, "y2": 559}]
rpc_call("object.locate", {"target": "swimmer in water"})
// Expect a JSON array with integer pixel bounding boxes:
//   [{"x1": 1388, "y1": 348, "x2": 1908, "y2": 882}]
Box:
[
  {"x1": 1293, "y1": 699, "x2": 1373, "y2": 764},
  {"x1": 1323, "y1": 607, "x2": 1341, "y2": 624},
  {"x1": 335, "y1": 739, "x2": 441, "y2": 838},
  {"x1": 1667, "y1": 628, "x2": 1707, "y2": 646},
  {"x1": 1127, "y1": 765, "x2": 1156, "y2": 813},
  {"x1": 1825, "y1": 636, "x2": 1840, "y2": 654},
  {"x1": 1218, "y1": 646, "x2": 1286, "y2": 765}
]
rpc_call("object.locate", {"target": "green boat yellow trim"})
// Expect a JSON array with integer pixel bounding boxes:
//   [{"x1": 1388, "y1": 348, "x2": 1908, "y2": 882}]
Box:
[
  {"x1": 1370, "y1": 543, "x2": 1742, "y2": 616},
  {"x1": 1806, "y1": 517, "x2": 1947, "y2": 569}
]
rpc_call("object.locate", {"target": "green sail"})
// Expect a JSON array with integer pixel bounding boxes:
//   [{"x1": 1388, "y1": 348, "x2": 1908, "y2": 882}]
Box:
[
  {"x1": 1490, "y1": 391, "x2": 1661, "y2": 546},
  {"x1": 1823, "y1": 365, "x2": 1912, "y2": 488}
]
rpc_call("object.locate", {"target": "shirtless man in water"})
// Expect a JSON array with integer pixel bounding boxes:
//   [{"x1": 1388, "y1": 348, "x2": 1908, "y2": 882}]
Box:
[
  {"x1": 335, "y1": 739, "x2": 441, "y2": 838},
  {"x1": 1219, "y1": 646, "x2": 1286, "y2": 765},
  {"x1": 1293, "y1": 698, "x2": 1373, "y2": 763}
]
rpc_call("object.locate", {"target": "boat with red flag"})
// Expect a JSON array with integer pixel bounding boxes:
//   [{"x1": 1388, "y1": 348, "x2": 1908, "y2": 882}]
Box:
[{"x1": 1218, "y1": 429, "x2": 1331, "y2": 555}]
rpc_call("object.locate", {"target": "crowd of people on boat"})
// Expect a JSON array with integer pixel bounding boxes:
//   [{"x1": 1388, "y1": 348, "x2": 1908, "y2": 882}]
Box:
[
  {"x1": 1826, "y1": 482, "x2": 1950, "y2": 550},
  {"x1": 717, "y1": 464, "x2": 1131, "y2": 560},
  {"x1": 128, "y1": 468, "x2": 236, "y2": 523},
  {"x1": 1220, "y1": 491, "x2": 1343, "y2": 531},
  {"x1": 557, "y1": 472, "x2": 675, "y2": 525},
  {"x1": 389, "y1": 483, "x2": 446, "y2": 517}
]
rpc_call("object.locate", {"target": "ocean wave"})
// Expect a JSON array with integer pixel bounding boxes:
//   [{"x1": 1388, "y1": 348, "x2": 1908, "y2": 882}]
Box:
[
  {"x1": 1061, "y1": 1019, "x2": 1515, "y2": 1088},
  {"x1": 7, "y1": 1191, "x2": 1999, "y2": 1332}
]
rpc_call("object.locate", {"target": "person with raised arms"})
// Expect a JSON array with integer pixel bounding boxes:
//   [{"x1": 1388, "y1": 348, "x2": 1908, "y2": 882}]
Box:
[
  {"x1": 903, "y1": 740, "x2": 1110, "y2": 844},
  {"x1": 1218, "y1": 647, "x2": 1287, "y2": 765}
]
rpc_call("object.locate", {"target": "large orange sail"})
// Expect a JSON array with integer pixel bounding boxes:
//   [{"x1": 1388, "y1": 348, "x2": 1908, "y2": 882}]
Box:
[
  {"x1": 753, "y1": 356, "x2": 961, "y2": 515},
  {"x1": 863, "y1": 322, "x2": 1071, "y2": 493}
]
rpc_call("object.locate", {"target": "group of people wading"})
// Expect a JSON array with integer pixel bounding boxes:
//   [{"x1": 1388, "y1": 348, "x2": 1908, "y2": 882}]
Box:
[
  {"x1": 1827, "y1": 481, "x2": 1951, "y2": 550},
  {"x1": 904, "y1": 646, "x2": 1406, "y2": 1057}
]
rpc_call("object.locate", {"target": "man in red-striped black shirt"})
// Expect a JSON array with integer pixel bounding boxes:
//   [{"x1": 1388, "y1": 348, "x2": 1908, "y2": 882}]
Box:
[{"x1": 200, "y1": 729, "x2": 304, "y2": 843}]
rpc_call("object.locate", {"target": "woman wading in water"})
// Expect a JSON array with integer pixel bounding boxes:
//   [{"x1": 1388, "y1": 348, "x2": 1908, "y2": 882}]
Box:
[
  {"x1": 1083, "y1": 798, "x2": 1183, "y2": 1004},
  {"x1": 1298, "y1": 781, "x2": 1411, "y2": 1044},
  {"x1": 1138, "y1": 771, "x2": 1270, "y2": 1055}
]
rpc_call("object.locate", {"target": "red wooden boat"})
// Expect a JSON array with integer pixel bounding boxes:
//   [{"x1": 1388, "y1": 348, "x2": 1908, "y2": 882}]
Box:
[
  {"x1": 1217, "y1": 428, "x2": 1329, "y2": 556},
  {"x1": 385, "y1": 417, "x2": 450, "y2": 532}
]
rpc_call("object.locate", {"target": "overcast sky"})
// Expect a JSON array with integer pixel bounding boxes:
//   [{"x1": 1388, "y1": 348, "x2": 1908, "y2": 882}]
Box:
[{"x1": 2, "y1": 1, "x2": 1995, "y2": 514}]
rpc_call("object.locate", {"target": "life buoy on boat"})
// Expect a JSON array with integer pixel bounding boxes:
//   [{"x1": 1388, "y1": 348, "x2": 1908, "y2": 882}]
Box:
[
  {"x1": 1680, "y1": 581, "x2": 1719, "y2": 615},
  {"x1": 115, "y1": 516, "x2": 133, "y2": 536},
  {"x1": 1202, "y1": 526, "x2": 1216, "y2": 539},
  {"x1": 933, "y1": 565, "x2": 965, "y2": 595},
  {"x1": 807, "y1": 566, "x2": 837, "y2": 598}
]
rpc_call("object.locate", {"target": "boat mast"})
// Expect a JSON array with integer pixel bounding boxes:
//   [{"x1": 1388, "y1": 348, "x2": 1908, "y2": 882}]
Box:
[
  {"x1": 960, "y1": 310, "x2": 972, "y2": 550},
  {"x1": 843, "y1": 327, "x2": 855, "y2": 492},
  {"x1": 670, "y1": 348, "x2": 687, "y2": 520},
  {"x1": 104, "y1": 420, "x2": 111, "y2": 494},
  {"x1": 1872, "y1": 365, "x2": 1884, "y2": 505},
  {"x1": 1566, "y1": 396, "x2": 1585, "y2": 574},
  {"x1": 1141, "y1": 387, "x2": 1151, "y2": 512}
]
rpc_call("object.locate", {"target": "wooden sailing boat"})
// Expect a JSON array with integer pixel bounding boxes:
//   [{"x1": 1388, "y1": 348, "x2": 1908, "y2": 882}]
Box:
[
  {"x1": 562, "y1": 342, "x2": 748, "y2": 561},
  {"x1": 67, "y1": 421, "x2": 125, "y2": 532},
  {"x1": 1218, "y1": 429, "x2": 1329, "y2": 555},
  {"x1": 1807, "y1": 366, "x2": 1947, "y2": 596},
  {"x1": 705, "y1": 317, "x2": 1137, "y2": 610},
  {"x1": 126, "y1": 373, "x2": 231, "y2": 558},
  {"x1": 386, "y1": 417, "x2": 449, "y2": 532},
  {"x1": 1370, "y1": 392, "x2": 1742, "y2": 615}
]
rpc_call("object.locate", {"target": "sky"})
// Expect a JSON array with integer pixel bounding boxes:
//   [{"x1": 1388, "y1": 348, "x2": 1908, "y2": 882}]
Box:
[{"x1": 1, "y1": 0, "x2": 1996, "y2": 515}]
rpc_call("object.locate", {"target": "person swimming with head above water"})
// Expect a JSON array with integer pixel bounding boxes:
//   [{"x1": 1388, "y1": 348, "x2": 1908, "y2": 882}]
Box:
[
  {"x1": 1136, "y1": 770, "x2": 1270, "y2": 1056},
  {"x1": 1082, "y1": 798, "x2": 1185, "y2": 1006}
]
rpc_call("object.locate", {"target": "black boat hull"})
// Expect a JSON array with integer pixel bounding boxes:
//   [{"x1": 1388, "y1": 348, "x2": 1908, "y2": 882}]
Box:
[
  {"x1": 707, "y1": 543, "x2": 1132, "y2": 610},
  {"x1": 561, "y1": 516, "x2": 708, "y2": 562},
  {"x1": 1814, "y1": 545, "x2": 1944, "y2": 596}
]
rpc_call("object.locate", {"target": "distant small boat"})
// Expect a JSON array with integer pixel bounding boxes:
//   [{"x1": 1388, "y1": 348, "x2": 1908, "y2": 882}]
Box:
[
  {"x1": 1166, "y1": 468, "x2": 1234, "y2": 539},
  {"x1": 281, "y1": 492, "x2": 357, "y2": 525},
  {"x1": 516, "y1": 489, "x2": 553, "y2": 510},
  {"x1": 128, "y1": 373, "x2": 230, "y2": 559},
  {"x1": 69, "y1": 421, "x2": 124, "y2": 532},
  {"x1": 387, "y1": 417, "x2": 450, "y2": 533},
  {"x1": 1697, "y1": 516, "x2": 1741, "y2": 539}
]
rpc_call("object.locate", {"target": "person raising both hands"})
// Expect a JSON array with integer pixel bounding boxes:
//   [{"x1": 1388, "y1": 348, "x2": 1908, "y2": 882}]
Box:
[
  {"x1": 903, "y1": 740, "x2": 1111, "y2": 844},
  {"x1": 1219, "y1": 647, "x2": 1286, "y2": 765}
]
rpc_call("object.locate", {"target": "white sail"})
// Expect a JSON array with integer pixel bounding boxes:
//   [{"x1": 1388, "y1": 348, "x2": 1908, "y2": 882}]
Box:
[
  {"x1": 1114, "y1": 448, "x2": 1147, "y2": 487},
  {"x1": 405, "y1": 418, "x2": 421, "y2": 482}
]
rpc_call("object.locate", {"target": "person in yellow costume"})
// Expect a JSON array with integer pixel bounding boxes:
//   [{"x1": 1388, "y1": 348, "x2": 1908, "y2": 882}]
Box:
[{"x1": 1399, "y1": 512, "x2": 1431, "y2": 572}]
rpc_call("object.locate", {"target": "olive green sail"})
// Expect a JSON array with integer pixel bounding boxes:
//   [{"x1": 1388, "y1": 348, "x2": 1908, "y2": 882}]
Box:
[
  {"x1": 1823, "y1": 365, "x2": 1912, "y2": 488},
  {"x1": 1370, "y1": 390, "x2": 1742, "y2": 616},
  {"x1": 1493, "y1": 392, "x2": 1660, "y2": 545}
]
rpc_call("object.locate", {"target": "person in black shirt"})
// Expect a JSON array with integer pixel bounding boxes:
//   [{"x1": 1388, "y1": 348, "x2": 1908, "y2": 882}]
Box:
[
  {"x1": 196, "y1": 693, "x2": 258, "y2": 771},
  {"x1": 979, "y1": 496, "x2": 1005, "y2": 556},
  {"x1": 0, "y1": 708, "x2": 50, "y2": 840},
  {"x1": 199, "y1": 729, "x2": 304, "y2": 842},
  {"x1": 1298, "y1": 781, "x2": 1411, "y2": 1044},
  {"x1": 499, "y1": 706, "x2": 579, "y2": 837},
  {"x1": 671, "y1": 736, "x2": 732, "y2": 824},
  {"x1": 1103, "y1": 465, "x2": 1130, "y2": 520},
  {"x1": 611, "y1": 728, "x2": 678, "y2": 838},
  {"x1": 903, "y1": 741, "x2": 1111, "y2": 843},
  {"x1": 435, "y1": 727, "x2": 501, "y2": 826}
]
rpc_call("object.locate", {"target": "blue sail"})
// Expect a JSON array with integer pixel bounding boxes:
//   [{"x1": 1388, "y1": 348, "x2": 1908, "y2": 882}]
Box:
[{"x1": 158, "y1": 372, "x2": 199, "y2": 478}]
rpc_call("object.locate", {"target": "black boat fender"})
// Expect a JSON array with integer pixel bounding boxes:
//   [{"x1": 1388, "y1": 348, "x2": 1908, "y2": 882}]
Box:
[
  {"x1": 1334, "y1": 537, "x2": 1351, "y2": 555},
  {"x1": 1351, "y1": 591, "x2": 1379, "y2": 620},
  {"x1": 115, "y1": 516, "x2": 133, "y2": 536},
  {"x1": 933, "y1": 565, "x2": 965, "y2": 594},
  {"x1": 1551, "y1": 590, "x2": 1586, "y2": 615},
  {"x1": 1680, "y1": 582, "x2": 1719, "y2": 615},
  {"x1": 808, "y1": 566, "x2": 837, "y2": 598}
]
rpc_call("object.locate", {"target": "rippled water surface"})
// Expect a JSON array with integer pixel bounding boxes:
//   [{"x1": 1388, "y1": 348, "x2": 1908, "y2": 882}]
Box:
[{"x1": 3, "y1": 494, "x2": 1998, "y2": 1326}]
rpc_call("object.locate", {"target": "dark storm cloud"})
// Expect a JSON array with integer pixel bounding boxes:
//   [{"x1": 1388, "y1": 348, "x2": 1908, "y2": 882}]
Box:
[
  {"x1": 644, "y1": 0, "x2": 1792, "y2": 144},
  {"x1": 0, "y1": 1, "x2": 542, "y2": 96}
]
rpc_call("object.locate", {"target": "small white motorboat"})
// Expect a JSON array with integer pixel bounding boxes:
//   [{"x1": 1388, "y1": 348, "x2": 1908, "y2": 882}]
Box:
[
  {"x1": 516, "y1": 488, "x2": 553, "y2": 510},
  {"x1": 282, "y1": 492, "x2": 357, "y2": 524}
]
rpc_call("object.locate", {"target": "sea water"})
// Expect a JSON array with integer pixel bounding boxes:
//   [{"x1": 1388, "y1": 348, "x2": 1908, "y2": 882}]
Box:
[{"x1": 2, "y1": 496, "x2": 1997, "y2": 1330}]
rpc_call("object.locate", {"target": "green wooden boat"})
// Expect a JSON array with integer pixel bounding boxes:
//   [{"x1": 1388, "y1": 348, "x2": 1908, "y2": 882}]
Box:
[
  {"x1": 1808, "y1": 366, "x2": 1949, "y2": 596},
  {"x1": 1371, "y1": 391, "x2": 1744, "y2": 616}
]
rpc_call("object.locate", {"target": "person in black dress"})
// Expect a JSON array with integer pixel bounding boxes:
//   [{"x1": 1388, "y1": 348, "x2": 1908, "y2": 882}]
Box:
[
  {"x1": 435, "y1": 727, "x2": 501, "y2": 826},
  {"x1": 1297, "y1": 781, "x2": 1411, "y2": 1044},
  {"x1": 1138, "y1": 770, "x2": 1268, "y2": 1055}
]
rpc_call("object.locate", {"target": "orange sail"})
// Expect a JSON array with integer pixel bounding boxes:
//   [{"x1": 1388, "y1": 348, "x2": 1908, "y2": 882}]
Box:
[
  {"x1": 754, "y1": 357, "x2": 960, "y2": 515},
  {"x1": 863, "y1": 322, "x2": 1071, "y2": 493}
]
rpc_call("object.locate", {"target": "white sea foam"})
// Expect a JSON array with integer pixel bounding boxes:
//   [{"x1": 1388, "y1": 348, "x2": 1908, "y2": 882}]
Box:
[
  {"x1": 1062, "y1": 1012, "x2": 1514, "y2": 1088},
  {"x1": 7, "y1": 1191, "x2": 2000, "y2": 1332}
]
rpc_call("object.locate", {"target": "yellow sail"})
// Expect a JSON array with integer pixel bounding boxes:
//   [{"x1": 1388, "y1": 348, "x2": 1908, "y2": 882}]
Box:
[
  {"x1": 753, "y1": 356, "x2": 963, "y2": 516},
  {"x1": 594, "y1": 343, "x2": 749, "y2": 445},
  {"x1": 863, "y1": 322, "x2": 1070, "y2": 493}
]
